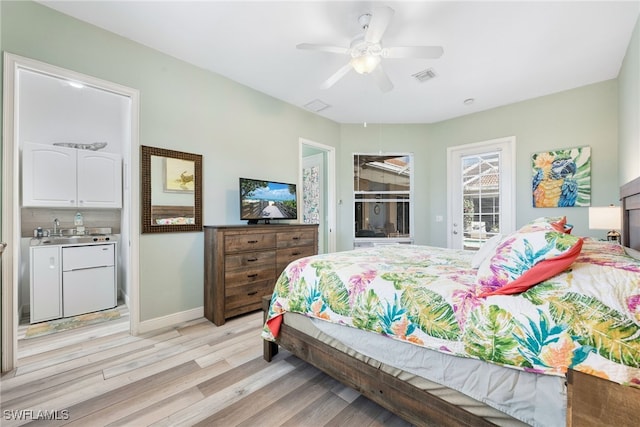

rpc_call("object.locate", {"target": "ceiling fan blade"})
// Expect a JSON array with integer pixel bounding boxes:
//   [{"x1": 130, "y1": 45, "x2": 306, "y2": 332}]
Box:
[
  {"x1": 384, "y1": 46, "x2": 444, "y2": 59},
  {"x1": 297, "y1": 43, "x2": 349, "y2": 55},
  {"x1": 320, "y1": 62, "x2": 353, "y2": 89},
  {"x1": 365, "y1": 6, "x2": 394, "y2": 44},
  {"x1": 371, "y1": 65, "x2": 393, "y2": 93}
]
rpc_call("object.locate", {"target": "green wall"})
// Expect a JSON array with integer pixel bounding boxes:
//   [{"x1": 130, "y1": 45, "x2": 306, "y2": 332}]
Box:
[
  {"x1": 1, "y1": 1, "x2": 636, "y2": 326},
  {"x1": 619, "y1": 14, "x2": 640, "y2": 184}
]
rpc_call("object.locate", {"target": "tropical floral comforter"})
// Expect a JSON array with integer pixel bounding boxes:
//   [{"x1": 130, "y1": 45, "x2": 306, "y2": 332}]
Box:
[{"x1": 262, "y1": 239, "x2": 640, "y2": 386}]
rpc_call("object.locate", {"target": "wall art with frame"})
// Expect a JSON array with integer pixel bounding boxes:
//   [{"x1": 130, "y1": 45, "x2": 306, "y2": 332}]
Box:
[{"x1": 532, "y1": 146, "x2": 591, "y2": 208}]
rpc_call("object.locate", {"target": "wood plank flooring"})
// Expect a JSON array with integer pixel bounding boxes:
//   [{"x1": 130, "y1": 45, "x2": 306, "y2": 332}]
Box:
[{"x1": 1, "y1": 310, "x2": 413, "y2": 426}]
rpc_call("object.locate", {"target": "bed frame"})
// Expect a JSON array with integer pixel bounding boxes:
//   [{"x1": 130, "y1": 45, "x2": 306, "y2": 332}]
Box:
[{"x1": 264, "y1": 176, "x2": 640, "y2": 427}]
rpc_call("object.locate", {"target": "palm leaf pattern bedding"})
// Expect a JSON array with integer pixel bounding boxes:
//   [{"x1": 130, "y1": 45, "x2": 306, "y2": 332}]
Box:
[{"x1": 262, "y1": 239, "x2": 640, "y2": 386}]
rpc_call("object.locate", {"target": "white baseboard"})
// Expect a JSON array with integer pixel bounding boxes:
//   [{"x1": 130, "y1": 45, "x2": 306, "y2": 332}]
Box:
[
  {"x1": 120, "y1": 289, "x2": 130, "y2": 306},
  {"x1": 137, "y1": 306, "x2": 204, "y2": 334}
]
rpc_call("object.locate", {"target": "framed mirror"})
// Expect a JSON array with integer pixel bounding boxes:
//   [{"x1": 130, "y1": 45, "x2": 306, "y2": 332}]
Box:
[{"x1": 141, "y1": 145, "x2": 202, "y2": 233}]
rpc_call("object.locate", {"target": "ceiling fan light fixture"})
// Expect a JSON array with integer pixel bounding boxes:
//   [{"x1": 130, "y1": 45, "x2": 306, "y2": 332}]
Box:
[{"x1": 351, "y1": 54, "x2": 381, "y2": 74}]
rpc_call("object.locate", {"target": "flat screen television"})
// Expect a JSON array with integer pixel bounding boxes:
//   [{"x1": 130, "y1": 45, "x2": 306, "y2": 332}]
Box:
[{"x1": 239, "y1": 177, "x2": 298, "y2": 224}]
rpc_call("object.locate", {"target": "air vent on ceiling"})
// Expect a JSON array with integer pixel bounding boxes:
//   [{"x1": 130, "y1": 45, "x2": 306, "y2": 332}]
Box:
[
  {"x1": 412, "y1": 68, "x2": 437, "y2": 83},
  {"x1": 304, "y1": 99, "x2": 331, "y2": 112}
]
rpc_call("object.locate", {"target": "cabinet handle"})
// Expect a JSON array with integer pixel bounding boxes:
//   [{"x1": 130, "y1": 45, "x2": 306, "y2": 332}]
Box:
[
  {"x1": 292, "y1": 236, "x2": 300, "y2": 240},
  {"x1": 247, "y1": 273, "x2": 258, "y2": 278},
  {"x1": 292, "y1": 252, "x2": 300, "y2": 256},
  {"x1": 247, "y1": 291, "x2": 258, "y2": 296},
  {"x1": 247, "y1": 258, "x2": 258, "y2": 262},
  {"x1": 247, "y1": 240, "x2": 258, "y2": 244}
]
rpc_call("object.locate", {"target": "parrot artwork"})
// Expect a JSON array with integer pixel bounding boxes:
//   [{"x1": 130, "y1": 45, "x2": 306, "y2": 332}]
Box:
[{"x1": 532, "y1": 152, "x2": 579, "y2": 208}]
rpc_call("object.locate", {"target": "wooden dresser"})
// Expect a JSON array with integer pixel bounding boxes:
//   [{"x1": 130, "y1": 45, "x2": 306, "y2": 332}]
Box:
[{"x1": 204, "y1": 224, "x2": 318, "y2": 326}]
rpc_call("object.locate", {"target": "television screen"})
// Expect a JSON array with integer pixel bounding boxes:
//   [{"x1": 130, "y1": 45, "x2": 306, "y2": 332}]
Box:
[{"x1": 240, "y1": 177, "x2": 298, "y2": 223}]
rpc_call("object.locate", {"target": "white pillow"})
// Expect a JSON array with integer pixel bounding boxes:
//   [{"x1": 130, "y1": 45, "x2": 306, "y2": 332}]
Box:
[{"x1": 471, "y1": 234, "x2": 503, "y2": 268}]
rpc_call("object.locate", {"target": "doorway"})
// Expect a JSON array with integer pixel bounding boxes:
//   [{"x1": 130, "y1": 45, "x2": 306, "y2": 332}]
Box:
[
  {"x1": 299, "y1": 138, "x2": 336, "y2": 254},
  {"x1": 1, "y1": 53, "x2": 140, "y2": 372},
  {"x1": 447, "y1": 136, "x2": 516, "y2": 249}
]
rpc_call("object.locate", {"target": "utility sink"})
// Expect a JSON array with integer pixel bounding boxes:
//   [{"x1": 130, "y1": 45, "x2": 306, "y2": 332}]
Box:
[
  {"x1": 32, "y1": 235, "x2": 98, "y2": 246},
  {"x1": 31, "y1": 227, "x2": 114, "y2": 246}
]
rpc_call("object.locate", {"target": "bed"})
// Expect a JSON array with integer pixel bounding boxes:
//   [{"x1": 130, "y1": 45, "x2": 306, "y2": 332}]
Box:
[
  {"x1": 262, "y1": 177, "x2": 640, "y2": 427},
  {"x1": 150, "y1": 205, "x2": 196, "y2": 225}
]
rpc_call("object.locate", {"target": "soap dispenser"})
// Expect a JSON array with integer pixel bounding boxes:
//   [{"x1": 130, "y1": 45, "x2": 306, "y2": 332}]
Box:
[{"x1": 74, "y1": 212, "x2": 85, "y2": 235}]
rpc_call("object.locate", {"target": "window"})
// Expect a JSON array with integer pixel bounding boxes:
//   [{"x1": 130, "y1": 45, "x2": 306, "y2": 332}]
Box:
[
  {"x1": 353, "y1": 153, "x2": 413, "y2": 245},
  {"x1": 462, "y1": 151, "x2": 500, "y2": 249}
]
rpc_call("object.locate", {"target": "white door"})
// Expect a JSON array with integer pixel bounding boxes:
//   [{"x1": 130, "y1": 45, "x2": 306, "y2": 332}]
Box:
[{"x1": 447, "y1": 137, "x2": 516, "y2": 249}]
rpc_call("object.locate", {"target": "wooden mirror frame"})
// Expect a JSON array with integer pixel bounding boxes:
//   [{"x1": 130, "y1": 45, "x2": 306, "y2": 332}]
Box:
[{"x1": 141, "y1": 145, "x2": 203, "y2": 233}]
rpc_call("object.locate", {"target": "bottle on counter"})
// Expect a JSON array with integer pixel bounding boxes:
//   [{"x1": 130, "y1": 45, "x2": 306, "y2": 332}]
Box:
[{"x1": 75, "y1": 212, "x2": 85, "y2": 235}]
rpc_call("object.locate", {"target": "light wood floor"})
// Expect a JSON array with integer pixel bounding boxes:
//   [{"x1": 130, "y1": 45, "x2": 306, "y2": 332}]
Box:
[{"x1": 1, "y1": 309, "x2": 413, "y2": 427}]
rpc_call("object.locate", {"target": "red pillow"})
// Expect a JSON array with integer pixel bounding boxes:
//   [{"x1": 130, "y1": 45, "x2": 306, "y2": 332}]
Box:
[
  {"x1": 479, "y1": 239, "x2": 582, "y2": 297},
  {"x1": 477, "y1": 229, "x2": 583, "y2": 297}
]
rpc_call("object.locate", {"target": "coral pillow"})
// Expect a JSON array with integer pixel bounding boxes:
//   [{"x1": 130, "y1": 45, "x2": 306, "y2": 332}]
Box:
[{"x1": 477, "y1": 230, "x2": 583, "y2": 297}]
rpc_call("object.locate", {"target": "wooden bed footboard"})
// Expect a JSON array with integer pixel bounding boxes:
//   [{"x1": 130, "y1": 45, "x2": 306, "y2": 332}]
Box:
[{"x1": 567, "y1": 369, "x2": 640, "y2": 426}]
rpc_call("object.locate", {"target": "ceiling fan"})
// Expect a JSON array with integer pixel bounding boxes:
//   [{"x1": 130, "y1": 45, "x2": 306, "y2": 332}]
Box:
[{"x1": 297, "y1": 6, "x2": 443, "y2": 92}]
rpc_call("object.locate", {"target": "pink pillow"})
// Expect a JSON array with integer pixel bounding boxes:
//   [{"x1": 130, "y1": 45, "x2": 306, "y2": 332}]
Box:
[{"x1": 477, "y1": 229, "x2": 583, "y2": 297}]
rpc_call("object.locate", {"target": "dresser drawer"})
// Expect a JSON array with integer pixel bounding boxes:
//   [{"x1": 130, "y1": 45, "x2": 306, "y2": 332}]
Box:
[
  {"x1": 277, "y1": 245, "x2": 316, "y2": 271},
  {"x1": 276, "y1": 229, "x2": 316, "y2": 249},
  {"x1": 225, "y1": 280, "x2": 273, "y2": 316},
  {"x1": 225, "y1": 233, "x2": 275, "y2": 253},
  {"x1": 225, "y1": 250, "x2": 275, "y2": 270},
  {"x1": 225, "y1": 266, "x2": 276, "y2": 287}
]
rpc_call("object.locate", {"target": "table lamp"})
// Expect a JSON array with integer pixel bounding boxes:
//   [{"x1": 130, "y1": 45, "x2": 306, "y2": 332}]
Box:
[{"x1": 588, "y1": 205, "x2": 622, "y2": 243}]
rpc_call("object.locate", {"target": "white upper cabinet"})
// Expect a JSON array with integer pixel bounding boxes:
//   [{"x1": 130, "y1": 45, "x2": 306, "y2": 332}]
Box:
[
  {"x1": 22, "y1": 142, "x2": 122, "y2": 208},
  {"x1": 77, "y1": 150, "x2": 122, "y2": 208}
]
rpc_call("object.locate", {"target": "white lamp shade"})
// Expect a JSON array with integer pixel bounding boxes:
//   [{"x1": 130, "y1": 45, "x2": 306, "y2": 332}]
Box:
[{"x1": 588, "y1": 206, "x2": 621, "y2": 230}]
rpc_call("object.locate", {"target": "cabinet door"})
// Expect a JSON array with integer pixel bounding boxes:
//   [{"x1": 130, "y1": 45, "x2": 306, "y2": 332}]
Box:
[
  {"x1": 63, "y1": 266, "x2": 116, "y2": 317},
  {"x1": 77, "y1": 151, "x2": 122, "y2": 208},
  {"x1": 30, "y1": 246, "x2": 62, "y2": 323},
  {"x1": 22, "y1": 142, "x2": 77, "y2": 207}
]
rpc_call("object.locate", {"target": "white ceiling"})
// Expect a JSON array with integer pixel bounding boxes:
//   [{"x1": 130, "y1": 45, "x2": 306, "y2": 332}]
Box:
[{"x1": 39, "y1": 1, "x2": 639, "y2": 124}]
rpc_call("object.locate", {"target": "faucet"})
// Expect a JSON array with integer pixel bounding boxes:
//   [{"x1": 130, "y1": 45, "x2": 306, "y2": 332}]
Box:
[{"x1": 53, "y1": 218, "x2": 60, "y2": 236}]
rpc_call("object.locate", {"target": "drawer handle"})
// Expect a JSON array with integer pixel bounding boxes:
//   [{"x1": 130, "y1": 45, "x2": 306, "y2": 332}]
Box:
[
  {"x1": 247, "y1": 240, "x2": 258, "y2": 244},
  {"x1": 247, "y1": 291, "x2": 258, "y2": 296},
  {"x1": 247, "y1": 273, "x2": 258, "y2": 278},
  {"x1": 292, "y1": 252, "x2": 301, "y2": 256},
  {"x1": 247, "y1": 258, "x2": 258, "y2": 262},
  {"x1": 292, "y1": 236, "x2": 300, "y2": 240}
]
